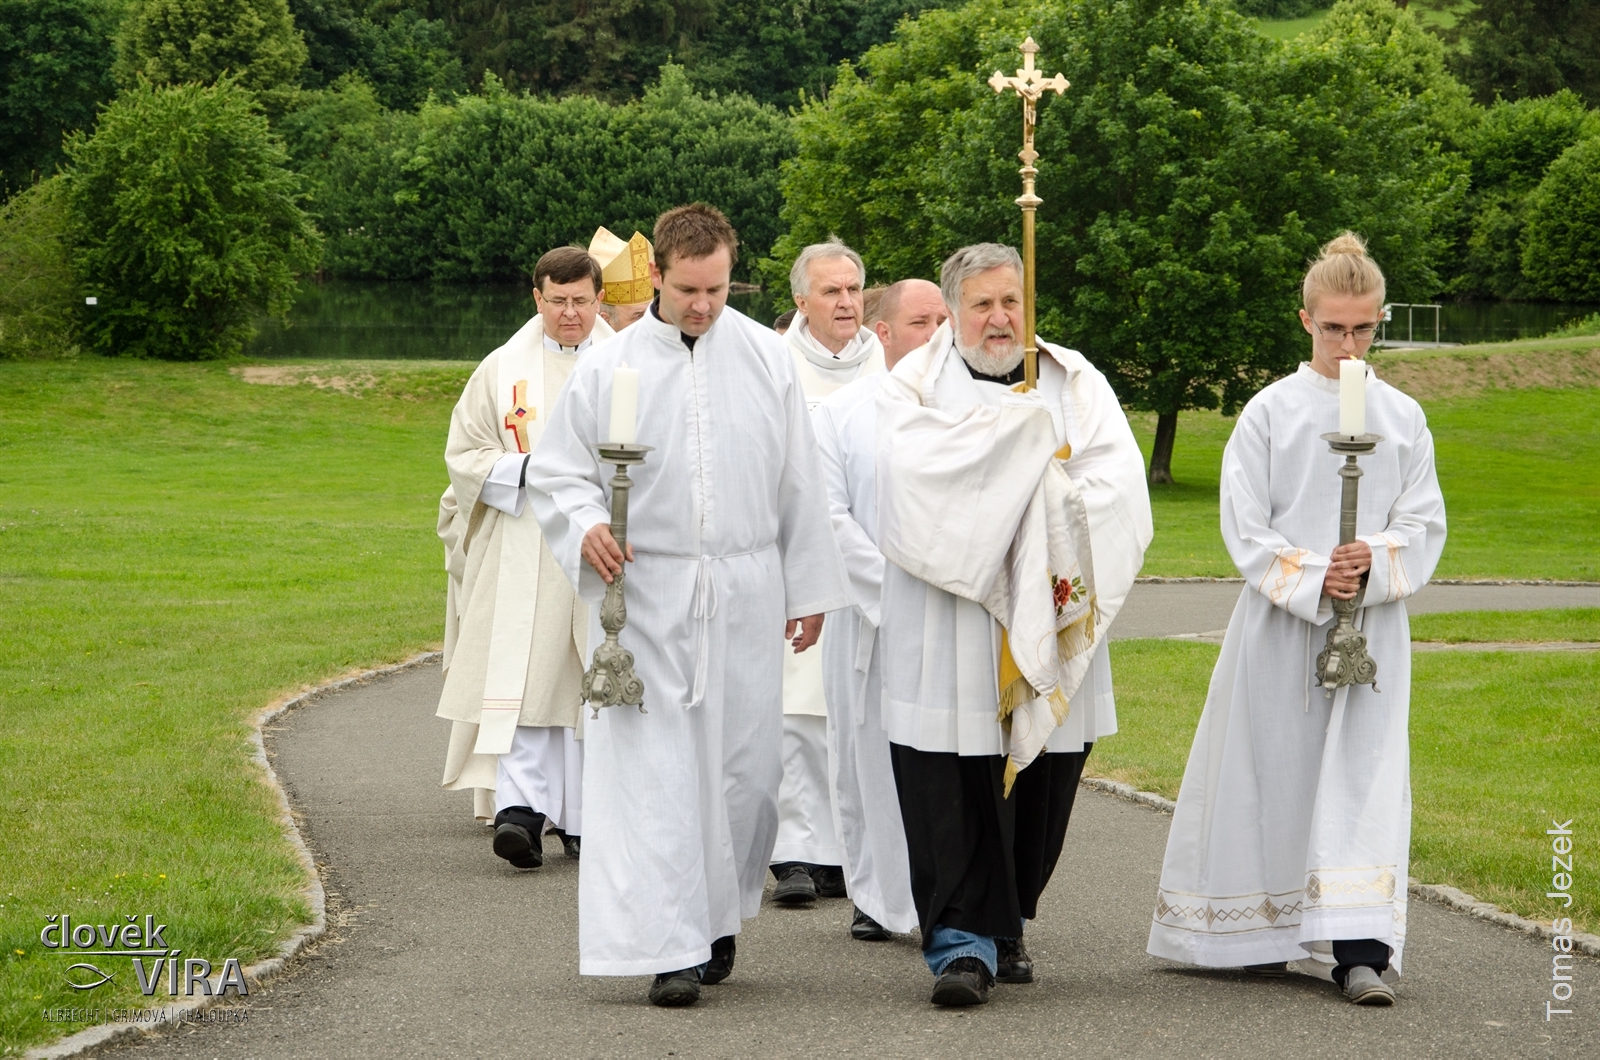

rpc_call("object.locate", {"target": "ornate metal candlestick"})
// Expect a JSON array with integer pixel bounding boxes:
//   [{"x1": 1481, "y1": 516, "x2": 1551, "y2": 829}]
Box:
[
  {"x1": 582, "y1": 443, "x2": 651, "y2": 718},
  {"x1": 1314, "y1": 432, "x2": 1383, "y2": 694}
]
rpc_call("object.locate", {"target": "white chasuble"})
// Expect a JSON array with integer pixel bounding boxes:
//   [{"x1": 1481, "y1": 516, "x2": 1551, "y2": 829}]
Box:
[
  {"x1": 1147, "y1": 363, "x2": 1445, "y2": 979},
  {"x1": 527, "y1": 305, "x2": 850, "y2": 976},
  {"x1": 876, "y1": 325, "x2": 1151, "y2": 784},
  {"x1": 813, "y1": 371, "x2": 918, "y2": 933},
  {"x1": 436, "y1": 313, "x2": 614, "y2": 809}
]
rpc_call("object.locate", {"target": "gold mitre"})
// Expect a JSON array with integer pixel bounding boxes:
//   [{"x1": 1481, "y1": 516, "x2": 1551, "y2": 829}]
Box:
[{"x1": 588, "y1": 227, "x2": 655, "y2": 307}]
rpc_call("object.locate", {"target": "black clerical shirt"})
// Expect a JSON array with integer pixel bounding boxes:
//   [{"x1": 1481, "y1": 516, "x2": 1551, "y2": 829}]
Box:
[{"x1": 649, "y1": 297, "x2": 699, "y2": 352}]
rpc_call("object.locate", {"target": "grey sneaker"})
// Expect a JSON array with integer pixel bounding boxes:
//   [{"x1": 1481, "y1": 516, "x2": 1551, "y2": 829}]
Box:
[{"x1": 1342, "y1": 965, "x2": 1395, "y2": 1005}]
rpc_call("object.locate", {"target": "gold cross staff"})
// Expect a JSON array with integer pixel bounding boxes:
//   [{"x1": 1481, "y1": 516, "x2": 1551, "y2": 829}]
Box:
[{"x1": 989, "y1": 37, "x2": 1069, "y2": 392}]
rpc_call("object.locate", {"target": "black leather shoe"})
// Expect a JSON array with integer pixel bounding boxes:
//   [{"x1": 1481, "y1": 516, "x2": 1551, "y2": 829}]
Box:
[
  {"x1": 772, "y1": 864, "x2": 817, "y2": 905},
  {"x1": 850, "y1": 907, "x2": 889, "y2": 941},
  {"x1": 811, "y1": 864, "x2": 848, "y2": 898},
  {"x1": 550, "y1": 828, "x2": 581, "y2": 860},
  {"x1": 648, "y1": 968, "x2": 701, "y2": 1007},
  {"x1": 491, "y1": 823, "x2": 543, "y2": 868},
  {"x1": 996, "y1": 936, "x2": 1034, "y2": 983},
  {"x1": 701, "y1": 935, "x2": 736, "y2": 985},
  {"x1": 930, "y1": 957, "x2": 992, "y2": 1006},
  {"x1": 1245, "y1": 962, "x2": 1289, "y2": 977}
]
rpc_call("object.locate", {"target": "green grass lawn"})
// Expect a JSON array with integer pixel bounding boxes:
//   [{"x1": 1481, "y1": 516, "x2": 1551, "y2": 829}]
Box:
[
  {"x1": 0, "y1": 359, "x2": 468, "y2": 1054},
  {"x1": 1097, "y1": 626, "x2": 1599, "y2": 937},
  {"x1": 1411, "y1": 608, "x2": 1600, "y2": 642},
  {"x1": 1129, "y1": 381, "x2": 1600, "y2": 581}
]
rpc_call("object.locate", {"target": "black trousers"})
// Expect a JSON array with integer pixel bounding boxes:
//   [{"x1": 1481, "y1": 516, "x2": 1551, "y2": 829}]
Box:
[
  {"x1": 889, "y1": 743, "x2": 1090, "y2": 949},
  {"x1": 1331, "y1": 938, "x2": 1390, "y2": 985}
]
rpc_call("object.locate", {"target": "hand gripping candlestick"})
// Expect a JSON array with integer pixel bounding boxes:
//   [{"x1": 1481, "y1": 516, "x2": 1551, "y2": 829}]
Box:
[
  {"x1": 582, "y1": 442, "x2": 651, "y2": 718},
  {"x1": 1314, "y1": 431, "x2": 1382, "y2": 694}
]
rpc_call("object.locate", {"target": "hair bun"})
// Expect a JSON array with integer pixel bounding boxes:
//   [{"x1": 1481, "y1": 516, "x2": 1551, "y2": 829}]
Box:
[{"x1": 1321, "y1": 231, "x2": 1369, "y2": 259}]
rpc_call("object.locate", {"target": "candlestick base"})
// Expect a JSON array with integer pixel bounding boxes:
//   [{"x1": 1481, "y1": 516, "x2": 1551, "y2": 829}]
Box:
[{"x1": 583, "y1": 444, "x2": 652, "y2": 719}]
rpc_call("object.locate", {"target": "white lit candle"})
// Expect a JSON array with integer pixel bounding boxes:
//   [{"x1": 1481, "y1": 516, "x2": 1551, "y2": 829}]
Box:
[
  {"x1": 1339, "y1": 357, "x2": 1366, "y2": 437},
  {"x1": 608, "y1": 365, "x2": 639, "y2": 445}
]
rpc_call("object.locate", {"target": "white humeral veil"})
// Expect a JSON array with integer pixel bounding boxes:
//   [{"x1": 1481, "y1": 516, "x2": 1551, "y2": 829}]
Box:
[{"x1": 1146, "y1": 363, "x2": 1445, "y2": 979}]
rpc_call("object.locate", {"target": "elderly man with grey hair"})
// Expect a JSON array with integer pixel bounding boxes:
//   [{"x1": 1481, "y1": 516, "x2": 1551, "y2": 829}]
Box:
[
  {"x1": 767, "y1": 239, "x2": 887, "y2": 907},
  {"x1": 873, "y1": 243, "x2": 1153, "y2": 1006}
]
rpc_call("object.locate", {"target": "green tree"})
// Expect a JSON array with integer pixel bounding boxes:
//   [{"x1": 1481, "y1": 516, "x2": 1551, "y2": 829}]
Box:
[
  {"x1": 777, "y1": 0, "x2": 1465, "y2": 482},
  {"x1": 1450, "y1": 0, "x2": 1600, "y2": 107},
  {"x1": 1521, "y1": 136, "x2": 1600, "y2": 302},
  {"x1": 0, "y1": 176, "x2": 79, "y2": 358},
  {"x1": 289, "y1": 0, "x2": 464, "y2": 108},
  {"x1": 293, "y1": 66, "x2": 794, "y2": 282},
  {"x1": 0, "y1": 0, "x2": 121, "y2": 192},
  {"x1": 63, "y1": 78, "x2": 323, "y2": 359},
  {"x1": 1449, "y1": 91, "x2": 1598, "y2": 298},
  {"x1": 115, "y1": 0, "x2": 309, "y2": 96}
]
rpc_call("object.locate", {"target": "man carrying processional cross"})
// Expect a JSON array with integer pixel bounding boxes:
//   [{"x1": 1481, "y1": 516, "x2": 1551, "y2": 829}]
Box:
[
  {"x1": 875, "y1": 243, "x2": 1152, "y2": 1005},
  {"x1": 434, "y1": 246, "x2": 615, "y2": 868}
]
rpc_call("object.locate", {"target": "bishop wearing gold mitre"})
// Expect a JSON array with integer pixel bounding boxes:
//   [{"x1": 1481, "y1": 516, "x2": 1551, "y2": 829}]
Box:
[
  {"x1": 435, "y1": 246, "x2": 615, "y2": 870},
  {"x1": 588, "y1": 227, "x2": 655, "y2": 331}
]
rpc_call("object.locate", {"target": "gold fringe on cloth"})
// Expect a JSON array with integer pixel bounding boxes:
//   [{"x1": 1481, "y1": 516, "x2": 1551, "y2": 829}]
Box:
[{"x1": 996, "y1": 596, "x2": 1099, "y2": 797}]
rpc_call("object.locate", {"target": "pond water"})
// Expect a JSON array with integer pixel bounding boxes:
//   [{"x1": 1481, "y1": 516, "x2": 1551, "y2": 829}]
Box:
[
  {"x1": 245, "y1": 280, "x2": 779, "y2": 360},
  {"x1": 245, "y1": 281, "x2": 1596, "y2": 360}
]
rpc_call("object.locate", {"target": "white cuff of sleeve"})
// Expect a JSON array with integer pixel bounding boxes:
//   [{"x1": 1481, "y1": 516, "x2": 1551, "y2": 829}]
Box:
[{"x1": 480, "y1": 454, "x2": 529, "y2": 517}]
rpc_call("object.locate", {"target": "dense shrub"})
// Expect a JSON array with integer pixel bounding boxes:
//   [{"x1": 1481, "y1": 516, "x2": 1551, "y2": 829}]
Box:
[
  {"x1": 1521, "y1": 137, "x2": 1600, "y2": 302},
  {"x1": 64, "y1": 78, "x2": 322, "y2": 359},
  {"x1": 0, "y1": 177, "x2": 79, "y2": 358},
  {"x1": 775, "y1": 0, "x2": 1466, "y2": 478},
  {"x1": 1449, "y1": 91, "x2": 1599, "y2": 299},
  {"x1": 285, "y1": 66, "x2": 794, "y2": 282},
  {"x1": 1450, "y1": 0, "x2": 1600, "y2": 108},
  {"x1": 115, "y1": 0, "x2": 307, "y2": 97},
  {"x1": 0, "y1": 0, "x2": 120, "y2": 193}
]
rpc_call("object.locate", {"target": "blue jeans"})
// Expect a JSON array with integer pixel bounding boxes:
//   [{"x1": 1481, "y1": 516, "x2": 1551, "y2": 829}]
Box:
[
  {"x1": 924, "y1": 918, "x2": 1029, "y2": 977},
  {"x1": 924, "y1": 926, "x2": 996, "y2": 977}
]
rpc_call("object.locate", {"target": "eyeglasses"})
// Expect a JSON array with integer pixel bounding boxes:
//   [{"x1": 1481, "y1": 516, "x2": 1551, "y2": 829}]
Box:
[
  {"x1": 1311, "y1": 318, "x2": 1380, "y2": 344},
  {"x1": 542, "y1": 296, "x2": 596, "y2": 310}
]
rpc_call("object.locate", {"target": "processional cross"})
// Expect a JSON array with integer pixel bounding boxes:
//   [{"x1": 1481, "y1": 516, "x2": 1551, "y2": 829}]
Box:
[
  {"x1": 989, "y1": 37, "x2": 1069, "y2": 392},
  {"x1": 504, "y1": 379, "x2": 534, "y2": 453}
]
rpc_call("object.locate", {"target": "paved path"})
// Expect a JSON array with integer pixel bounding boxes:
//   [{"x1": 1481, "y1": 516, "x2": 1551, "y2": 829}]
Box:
[
  {"x1": 96, "y1": 662, "x2": 1594, "y2": 1059},
  {"x1": 1113, "y1": 581, "x2": 1600, "y2": 640}
]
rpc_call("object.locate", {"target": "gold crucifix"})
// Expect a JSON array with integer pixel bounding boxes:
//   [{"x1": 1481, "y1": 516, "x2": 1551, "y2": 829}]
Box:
[
  {"x1": 989, "y1": 37, "x2": 1069, "y2": 392},
  {"x1": 504, "y1": 379, "x2": 535, "y2": 453}
]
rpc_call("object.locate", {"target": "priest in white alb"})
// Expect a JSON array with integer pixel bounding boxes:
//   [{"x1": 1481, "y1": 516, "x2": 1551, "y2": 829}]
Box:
[
  {"x1": 435, "y1": 247, "x2": 615, "y2": 867},
  {"x1": 769, "y1": 240, "x2": 885, "y2": 906},
  {"x1": 876, "y1": 243, "x2": 1152, "y2": 1006},
  {"x1": 1147, "y1": 233, "x2": 1446, "y2": 1007},
  {"x1": 814, "y1": 277, "x2": 946, "y2": 943},
  {"x1": 525, "y1": 204, "x2": 849, "y2": 1007}
]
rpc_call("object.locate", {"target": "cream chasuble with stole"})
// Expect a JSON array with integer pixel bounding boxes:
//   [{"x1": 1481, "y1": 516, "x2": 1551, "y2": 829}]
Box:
[
  {"x1": 526, "y1": 303, "x2": 850, "y2": 976},
  {"x1": 812, "y1": 369, "x2": 918, "y2": 934},
  {"x1": 1147, "y1": 363, "x2": 1445, "y2": 979},
  {"x1": 771, "y1": 317, "x2": 884, "y2": 870},
  {"x1": 876, "y1": 324, "x2": 1151, "y2": 779},
  {"x1": 436, "y1": 312, "x2": 616, "y2": 822}
]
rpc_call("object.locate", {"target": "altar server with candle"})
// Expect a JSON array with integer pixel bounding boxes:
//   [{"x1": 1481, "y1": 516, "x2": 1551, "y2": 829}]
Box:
[
  {"x1": 526, "y1": 203, "x2": 849, "y2": 1007},
  {"x1": 1147, "y1": 233, "x2": 1447, "y2": 1006},
  {"x1": 435, "y1": 247, "x2": 615, "y2": 867}
]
